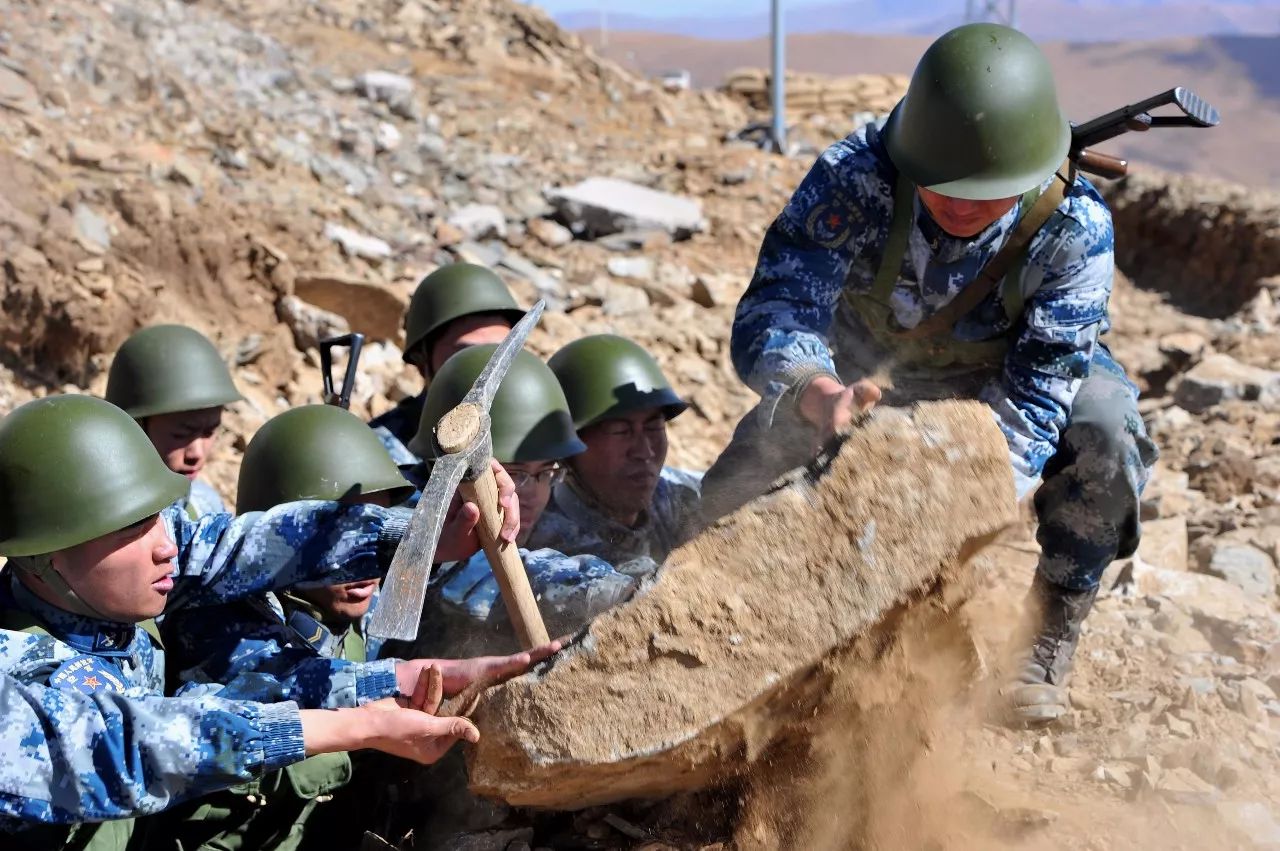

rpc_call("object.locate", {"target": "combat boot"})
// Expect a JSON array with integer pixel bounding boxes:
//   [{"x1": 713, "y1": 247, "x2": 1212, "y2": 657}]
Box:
[{"x1": 1006, "y1": 573, "x2": 1099, "y2": 725}]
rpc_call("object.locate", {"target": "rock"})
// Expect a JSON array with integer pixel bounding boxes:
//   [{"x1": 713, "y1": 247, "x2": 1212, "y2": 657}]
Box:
[
  {"x1": 293, "y1": 273, "x2": 407, "y2": 342},
  {"x1": 1137, "y1": 516, "x2": 1188, "y2": 571},
  {"x1": 527, "y1": 218, "x2": 573, "y2": 248},
  {"x1": 1173, "y1": 354, "x2": 1280, "y2": 413},
  {"x1": 355, "y1": 70, "x2": 414, "y2": 103},
  {"x1": 547, "y1": 177, "x2": 706, "y2": 241},
  {"x1": 71, "y1": 204, "x2": 111, "y2": 254},
  {"x1": 606, "y1": 256, "x2": 655, "y2": 280},
  {"x1": 469, "y1": 402, "x2": 1017, "y2": 808},
  {"x1": 447, "y1": 205, "x2": 507, "y2": 241},
  {"x1": 434, "y1": 220, "x2": 466, "y2": 247},
  {"x1": 589, "y1": 278, "x2": 650, "y2": 317},
  {"x1": 0, "y1": 65, "x2": 39, "y2": 114},
  {"x1": 278, "y1": 295, "x2": 350, "y2": 351},
  {"x1": 1158, "y1": 331, "x2": 1208, "y2": 366},
  {"x1": 323, "y1": 223, "x2": 392, "y2": 261},
  {"x1": 1193, "y1": 538, "x2": 1277, "y2": 599},
  {"x1": 1157, "y1": 767, "x2": 1220, "y2": 806},
  {"x1": 1216, "y1": 801, "x2": 1280, "y2": 849},
  {"x1": 67, "y1": 138, "x2": 119, "y2": 168},
  {"x1": 374, "y1": 121, "x2": 402, "y2": 153}
]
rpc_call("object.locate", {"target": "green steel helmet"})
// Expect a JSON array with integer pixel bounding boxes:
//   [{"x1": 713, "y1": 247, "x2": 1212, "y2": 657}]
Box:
[
  {"x1": 106, "y1": 324, "x2": 244, "y2": 419},
  {"x1": 412, "y1": 345, "x2": 586, "y2": 463},
  {"x1": 882, "y1": 23, "x2": 1070, "y2": 201},
  {"x1": 0, "y1": 395, "x2": 189, "y2": 557},
  {"x1": 236, "y1": 405, "x2": 415, "y2": 513},
  {"x1": 402, "y1": 263, "x2": 524, "y2": 365},
  {"x1": 548, "y1": 335, "x2": 687, "y2": 431}
]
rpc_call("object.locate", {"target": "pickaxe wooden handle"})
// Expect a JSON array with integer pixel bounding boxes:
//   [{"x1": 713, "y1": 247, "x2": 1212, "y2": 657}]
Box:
[{"x1": 438, "y1": 403, "x2": 550, "y2": 649}]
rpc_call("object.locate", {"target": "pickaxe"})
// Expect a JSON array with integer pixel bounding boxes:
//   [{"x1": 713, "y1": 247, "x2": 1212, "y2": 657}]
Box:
[{"x1": 367, "y1": 301, "x2": 550, "y2": 648}]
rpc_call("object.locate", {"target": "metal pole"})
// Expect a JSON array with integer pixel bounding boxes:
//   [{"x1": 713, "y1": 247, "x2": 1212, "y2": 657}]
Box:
[{"x1": 771, "y1": 0, "x2": 786, "y2": 154}]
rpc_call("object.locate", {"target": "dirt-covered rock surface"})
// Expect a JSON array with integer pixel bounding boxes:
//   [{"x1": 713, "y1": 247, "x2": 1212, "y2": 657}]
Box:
[{"x1": 0, "y1": 0, "x2": 1278, "y2": 848}]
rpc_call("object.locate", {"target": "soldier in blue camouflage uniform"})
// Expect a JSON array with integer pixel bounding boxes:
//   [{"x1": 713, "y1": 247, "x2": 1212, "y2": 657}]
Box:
[
  {"x1": 700, "y1": 24, "x2": 1158, "y2": 725},
  {"x1": 157, "y1": 404, "x2": 558, "y2": 851},
  {"x1": 0, "y1": 394, "x2": 523, "y2": 848},
  {"x1": 524, "y1": 335, "x2": 703, "y2": 572},
  {"x1": 371, "y1": 263, "x2": 524, "y2": 466},
  {"x1": 401, "y1": 344, "x2": 637, "y2": 661},
  {"x1": 106, "y1": 324, "x2": 245, "y2": 517},
  {"x1": 0, "y1": 675, "x2": 487, "y2": 837}
]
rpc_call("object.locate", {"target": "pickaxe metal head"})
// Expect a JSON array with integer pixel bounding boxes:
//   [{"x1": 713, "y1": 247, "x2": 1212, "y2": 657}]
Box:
[{"x1": 367, "y1": 300, "x2": 546, "y2": 642}]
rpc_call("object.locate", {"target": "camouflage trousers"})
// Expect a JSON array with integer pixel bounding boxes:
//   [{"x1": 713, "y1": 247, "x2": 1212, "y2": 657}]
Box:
[{"x1": 701, "y1": 347, "x2": 1158, "y2": 592}]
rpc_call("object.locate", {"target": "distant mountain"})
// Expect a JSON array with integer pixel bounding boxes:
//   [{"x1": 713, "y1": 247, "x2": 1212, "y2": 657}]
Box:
[{"x1": 550, "y1": 1, "x2": 1280, "y2": 41}]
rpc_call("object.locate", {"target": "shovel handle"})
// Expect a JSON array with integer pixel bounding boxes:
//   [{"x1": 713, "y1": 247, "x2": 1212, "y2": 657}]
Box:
[{"x1": 457, "y1": 468, "x2": 550, "y2": 650}]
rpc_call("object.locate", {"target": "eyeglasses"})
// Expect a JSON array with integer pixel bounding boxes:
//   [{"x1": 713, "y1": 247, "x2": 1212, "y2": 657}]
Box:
[{"x1": 509, "y1": 465, "x2": 566, "y2": 490}]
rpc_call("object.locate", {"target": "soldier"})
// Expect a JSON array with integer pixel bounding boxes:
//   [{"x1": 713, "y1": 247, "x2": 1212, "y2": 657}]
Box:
[
  {"x1": 406, "y1": 345, "x2": 636, "y2": 658},
  {"x1": 0, "y1": 394, "x2": 532, "y2": 848},
  {"x1": 0, "y1": 674, "x2": 476, "y2": 828},
  {"x1": 105, "y1": 324, "x2": 243, "y2": 517},
  {"x1": 525, "y1": 334, "x2": 703, "y2": 571},
  {"x1": 156, "y1": 404, "x2": 553, "y2": 851},
  {"x1": 371, "y1": 263, "x2": 524, "y2": 466},
  {"x1": 699, "y1": 24, "x2": 1158, "y2": 725}
]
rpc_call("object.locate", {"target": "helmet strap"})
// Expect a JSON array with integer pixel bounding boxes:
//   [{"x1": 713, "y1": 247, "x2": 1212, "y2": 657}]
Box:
[{"x1": 10, "y1": 554, "x2": 114, "y2": 621}]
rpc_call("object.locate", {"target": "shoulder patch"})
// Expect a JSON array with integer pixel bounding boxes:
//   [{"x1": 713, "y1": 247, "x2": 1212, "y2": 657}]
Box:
[{"x1": 49, "y1": 655, "x2": 127, "y2": 694}]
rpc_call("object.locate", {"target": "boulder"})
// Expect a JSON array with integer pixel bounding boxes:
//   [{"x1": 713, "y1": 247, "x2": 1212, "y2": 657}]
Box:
[
  {"x1": 1173, "y1": 354, "x2": 1280, "y2": 414},
  {"x1": 468, "y1": 401, "x2": 1017, "y2": 808},
  {"x1": 1193, "y1": 538, "x2": 1277, "y2": 600},
  {"x1": 447, "y1": 204, "x2": 507, "y2": 241},
  {"x1": 546, "y1": 177, "x2": 706, "y2": 241},
  {"x1": 1137, "y1": 516, "x2": 1189, "y2": 572},
  {"x1": 293, "y1": 273, "x2": 407, "y2": 343}
]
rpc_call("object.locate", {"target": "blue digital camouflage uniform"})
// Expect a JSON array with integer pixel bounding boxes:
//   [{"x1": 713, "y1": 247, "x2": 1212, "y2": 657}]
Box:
[
  {"x1": 524, "y1": 468, "x2": 704, "y2": 573},
  {"x1": 0, "y1": 500, "x2": 407, "y2": 841},
  {"x1": 0, "y1": 673, "x2": 304, "y2": 824},
  {"x1": 163, "y1": 589, "x2": 397, "y2": 710},
  {"x1": 703, "y1": 123, "x2": 1157, "y2": 591},
  {"x1": 369, "y1": 393, "x2": 425, "y2": 468},
  {"x1": 400, "y1": 547, "x2": 637, "y2": 659}
]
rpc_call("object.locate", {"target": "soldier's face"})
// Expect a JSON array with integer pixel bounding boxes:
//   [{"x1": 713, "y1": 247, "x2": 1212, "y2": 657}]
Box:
[
  {"x1": 291, "y1": 490, "x2": 392, "y2": 623},
  {"x1": 144, "y1": 408, "x2": 223, "y2": 480},
  {"x1": 505, "y1": 460, "x2": 565, "y2": 546},
  {"x1": 918, "y1": 187, "x2": 1019, "y2": 238},
  {"x1": 46, "y1": 514, "x2": 178, "y2": 621},
  {"x1": 424, "y1": 315, "x2": 514, "y2": 378},
  {"x1": 571, "y1": 409, "x2": 668, "y2": 525}
]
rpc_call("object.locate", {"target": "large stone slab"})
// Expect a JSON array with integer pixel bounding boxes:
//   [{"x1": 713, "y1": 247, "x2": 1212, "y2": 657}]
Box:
[
  {"x1": 468, "y1": 401, "x2": 1017, "y2": 808},
  {"x1": 546, "y1": 177, "x2": 706, "y2": 241}
]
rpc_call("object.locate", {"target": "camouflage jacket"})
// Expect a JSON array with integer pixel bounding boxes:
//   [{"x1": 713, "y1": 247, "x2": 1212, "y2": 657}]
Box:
[
  {"x1": 0, "y1": 673, "x2": 303, "y2": 825},
  {"x1": 524, "y1": 468, "x2": 703, "y2": 571},
  {"x1": 0, "y1": 501, "x2": 407, "y2": 833},
  {"x1": 413, "y1": 547, "x2": 636, "y2": 658},
  {"x1": 369, "y1": 392, "x2": 425, "y2": 467},
  {"x1": 732, "y1": 124, "x2": 1118, "y2": 499},
  {"x1": 163, "y1": 588, "x2": 397, "y2": 710}
]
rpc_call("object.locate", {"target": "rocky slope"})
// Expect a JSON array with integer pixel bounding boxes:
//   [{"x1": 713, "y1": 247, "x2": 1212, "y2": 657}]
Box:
[{"x1": 0, "y1": 0, "x2": 1277, "y2": 848}]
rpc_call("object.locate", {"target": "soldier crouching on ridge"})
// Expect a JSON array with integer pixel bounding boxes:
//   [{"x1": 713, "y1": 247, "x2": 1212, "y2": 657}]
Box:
[
  {"x1": 525, "y1": 334, "x2": 704, "y2": 573},
  {"x1": 106, "y1": 324, "x2": 244, "y2": 518},
  {"x1": 0, "y1": 394, "x2": 537, "y2": 850},
  {"x1": 699, "y1": 23, "x2": 1158, "y2": 726},
  {"x1": 155, "y1": 404, "x2": 557, "y2": 851}
]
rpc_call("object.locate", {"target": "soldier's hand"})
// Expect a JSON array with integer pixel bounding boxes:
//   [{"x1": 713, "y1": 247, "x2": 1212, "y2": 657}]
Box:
[
  {"x1": 797, "y1": 376, "x2": 882, "y2": 443},
  {"x1": 402, "y1": 639, "x2": 564, "y2": 698},
  {"x1": 360, "y1": 699, "x2": 480, "y2": 764},
  {"x1": 300, "y1": 701, "x2": 479, "y2": 765},
  {"x1": 435, "y1": 459, "x2": 521, "y2": 563}
]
